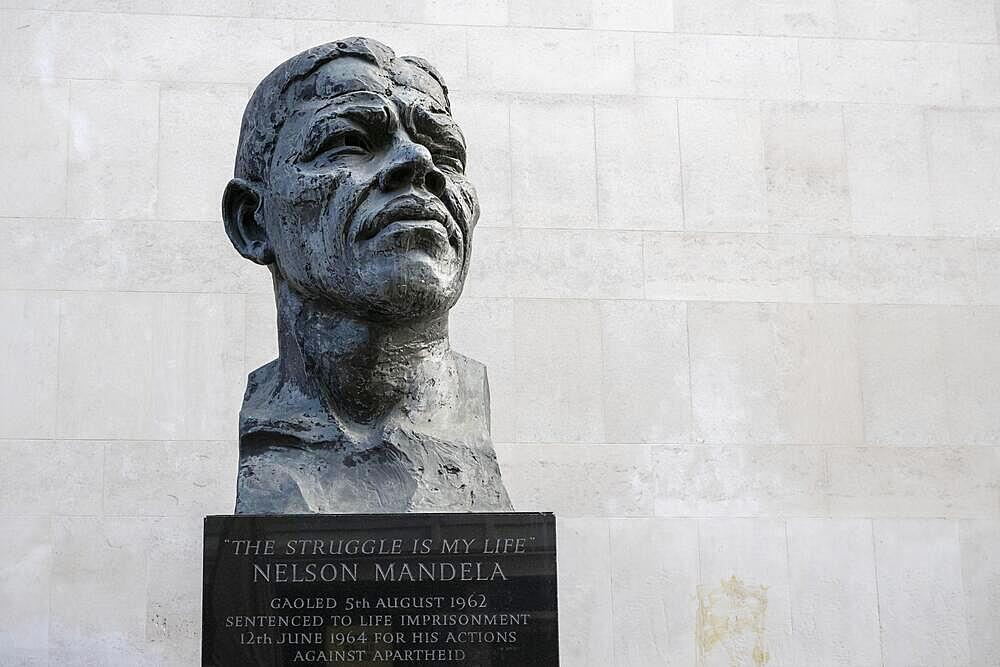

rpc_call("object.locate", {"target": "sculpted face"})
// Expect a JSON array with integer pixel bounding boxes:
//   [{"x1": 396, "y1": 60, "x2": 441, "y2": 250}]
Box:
[{"x1": 256, "y1": 56, "x2": 478, "y2": 321}]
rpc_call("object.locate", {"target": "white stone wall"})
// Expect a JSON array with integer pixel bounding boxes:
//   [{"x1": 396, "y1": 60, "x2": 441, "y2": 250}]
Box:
[{"x1": 1, "y1": 1, "x2": 999, "y2": 665}]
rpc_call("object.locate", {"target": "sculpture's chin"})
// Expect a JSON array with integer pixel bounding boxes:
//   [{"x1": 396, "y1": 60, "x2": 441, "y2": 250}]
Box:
[{"x1": 354, "y1": 254, "x2": 464, "y2": 321}]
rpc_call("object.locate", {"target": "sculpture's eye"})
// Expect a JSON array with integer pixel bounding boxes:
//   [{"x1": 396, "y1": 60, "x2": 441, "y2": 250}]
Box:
[
  {"x1": 433, "y1": 152, "x2": 465, "y2": 174},
  {"x1": 427, "y1": 136, "x2": 466, "y2": 174},
  {"x1": 405, "y1": 103, "x2": 466, "y2": 174},
  {"x1": 306, "y1": 131, "x2": 371, "y2": 162}
]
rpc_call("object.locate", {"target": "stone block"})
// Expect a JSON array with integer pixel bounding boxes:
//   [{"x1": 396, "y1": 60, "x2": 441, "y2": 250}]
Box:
[
  {"x1": 875, "y1": 236, "x2": 980, "y2": 305},
  {"x1": 556, "y1": 518, "x2": 613, "y2": 666},
  {"x1": 510, "y1": 300, "x2": 603, "y2": 442},
  {"x1": 674, "y1": 0, "x2": 757, "y2": 34},
  {"x1": 267, "y1": 0, "x2": 421, "y2": 22},
  {"x1": 678, "y1": 99, "x2": 767, "y2": 233},
  {"x1": 960, "y1": 520, "x2": 1000, "y2": 666},
  {"x1": 466, "y1": 227, "x2": 644, "y2": 300},
  {"x1": 859, "y1": 305, "x2": 949, "y2": 445},
  {"x1": 56, "y1": 292, "x2": 245, "y2": 440},
  {"x1": 0, "y1": 647, "x2": 47, "y2": 666},
  {"x1": 593, "y1": 0, "x2": 673, "y2": 31},
  {"x1": 785, "y1": 519, "x2": 881, "y2": 666},
  {"x1": 67, "y1": 80, "x2": 158, "y2": 219},
  {"x1": 458, "y1": 297, "x2": 689, "y2": 444},
  {"x1": 941, "y1": 308, "x2": 1000, "y2": 444},
  {"x1": 157, "y1": 83, "x2": 248, "y2": 222},
  {"x1": 0, "y1": 219, "x2": 270, "y2": 294},
  {"x1": 509, "y1": 0, "x2": 590, "y2": 28},
  {"x1": 757, "y1": 0, "x2": 838, "y2": 36},
  {"x1": 697, "y1": 518, "x2": 793, "y2": 665},
  {"x1": 805, "y1": 236, "x2": 857, "y2": 303},
  {"x1": 844, "y1": 105, "x2": 933, "y2": 236},
  {"x1": 145, "y1": 517, "x2": 203, "y2": 664},
  {"x1": 654, "y1": 445, "x2": 830, "y2": 517},
  {"x1": 244, "y1": 291, "x2": 278, "y2": 377},
  {"x1": 0, "y1": 292, "x2": 59, "y2": 438},
  {"x1": 497, "y1": 444, "x2": 654, "y2": 516},
  {"x1": 47, "y1": 516, "x2": 201, "y2": 663},
  {"x1": 826, "y1": 446, "x2": 1000, "y2": 518},
  {"x1": 636, "y1": 34, "x2": 800, "y2": 100},
  {"x1": 595, "y1": 97, "x2": 683, "y2": 231},
  {"x1": 599, "y1": 300, "x2": 691, "y2": 443},
  {"x1": 959, "y1": 44, "x2": 1000, "y2": 106},
  {"x1": 12, "y1": 0, "x2": 162, "y2": 10},
  {"x1": 812, "y1": 236, "x2": 980, "y2": 305},
  {"x1": 50, "y1": 517, "x2": 150, "y2": 660},
  {"x1": 0, "y1": 441, "x2": 103, "y2": 516},
  {"x1": 927, "y1": 109, "x2": 1000, "y2": 237},
  {"x1": 762, "y1": 102, "x2": 850, "y2": 234},
  {"x1": 979, "y1": 239, "x2": 1000, "y2": 305},
  {"x1": 449, "y1": 91, "x2": 512, "y2": 227},
  {"x1": 510, "y1": 96, "x2": 596, "y2": 228},
  {"x1": 1, "y1": 10, "x2": 298, "y2": 84},
  {"x1": 0, "y1": 517, "x2": 51, "y2": 657},
  {"x1": 103, "y1": 440, "x2": 237, "y2": 516},
  {"x1": 0, "y1": 78, "x2": 68, "y2": 218},
  {"x1": 857, "y1": 305, "x2": 1000, "y2": 445},
  {"x1": 874, "y1": 520, "x2": 970, "y2": 667},
  {"x1": 423, "y1": 0, "x2": 508, "y2": 25},
  {"x1": 879, "y1": 236, "x2": 978, "y2": 305},
  {"x1": 799, "y1": 39, "x2": 963, "y2": 105},
  {"x1": 466, "y1": 27, "x2": 635, "y2": 95},
  {"x1": 609, "y1": 518, "x2": 698, "y2": 665},
  {"x1": 838, "y1": 0, "x2": 997, "y2": 41},
  {"x1": 688, "y1": 302, "x2": 863, "y2": 444},
  {"x1": 448, "y1": 297, "x2": 517, "y2": 442},
  {"x1": 643, "y1": 232, "x2": 814, "y2": 302},
  {"x1": 159, "y1": 0, "x2": 259, "y2": 16}
]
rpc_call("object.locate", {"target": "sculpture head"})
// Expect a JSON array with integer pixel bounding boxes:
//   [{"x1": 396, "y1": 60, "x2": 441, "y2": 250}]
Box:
[{"x1": 224, "y1": 37, "x2": 478, "y2": 322}]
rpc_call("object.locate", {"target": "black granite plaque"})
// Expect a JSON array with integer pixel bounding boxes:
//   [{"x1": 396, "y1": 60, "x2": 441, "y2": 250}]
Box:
[{"x1": 203, "y1": 513, "x2": 558, "y2": 666}]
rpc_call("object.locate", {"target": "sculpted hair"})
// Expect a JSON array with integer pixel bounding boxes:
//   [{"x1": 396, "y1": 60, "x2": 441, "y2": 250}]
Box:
[{"x1": 234, "y1": 36, "x2": 451, "y2": 185}]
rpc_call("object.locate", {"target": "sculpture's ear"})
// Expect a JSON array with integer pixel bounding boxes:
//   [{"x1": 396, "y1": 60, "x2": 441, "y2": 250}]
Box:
[{"x1": 223, "y1": 178, "x2": 274, "y2": 265}]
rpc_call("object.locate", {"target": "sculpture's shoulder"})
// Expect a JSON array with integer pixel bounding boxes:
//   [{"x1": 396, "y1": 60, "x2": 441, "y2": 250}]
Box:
[
  {"x1": 450, "y1": 349, "x2": 485, "y2": 373},
  {"x1": 444, "y1": 350, "x2": 492, "y2": 431},
  {"x1": 234, "y1": 351, "x2": 512, "y2": 514},
  {"x1": 239, "y1": 359, "x2": 343, "y2": 444},
  {"x1": 241, "y1": 359, "x2": 281, "y2": 420},
  {"x1": 449, "y1": 350, "x2": 488, "y2": 394}
]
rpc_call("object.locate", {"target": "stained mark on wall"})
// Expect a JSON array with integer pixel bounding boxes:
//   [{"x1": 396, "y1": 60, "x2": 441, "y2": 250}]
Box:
[{"x1": 696, "y1": 575, "x2": 769, "y2": 667}]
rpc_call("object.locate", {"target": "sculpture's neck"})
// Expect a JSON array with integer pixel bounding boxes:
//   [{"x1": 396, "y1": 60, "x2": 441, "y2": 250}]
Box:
[{"x1": 273, "y1": 278, "x2": 451, "y2": 427}]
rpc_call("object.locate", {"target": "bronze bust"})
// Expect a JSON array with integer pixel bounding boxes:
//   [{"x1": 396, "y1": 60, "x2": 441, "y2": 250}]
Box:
[{"x1": 223, "y1": 37, "x2": 512, "y2": 514}]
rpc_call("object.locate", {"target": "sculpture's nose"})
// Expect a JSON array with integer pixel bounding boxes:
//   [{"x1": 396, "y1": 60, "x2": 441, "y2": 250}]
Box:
[{"x1": 377, "y1": 137, "x2": 446, "y2": 197}]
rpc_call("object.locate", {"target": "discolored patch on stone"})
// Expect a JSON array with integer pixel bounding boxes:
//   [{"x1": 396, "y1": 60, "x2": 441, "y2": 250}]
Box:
[{"x1": 696, "y1": 576, "x2": 769, "y2": 667}]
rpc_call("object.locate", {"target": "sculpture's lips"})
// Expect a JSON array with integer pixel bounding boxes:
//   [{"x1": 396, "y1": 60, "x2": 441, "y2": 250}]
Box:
[
  {"x1": 377, "y1": 219, "x2": 449, "y2": 243},
  {"x1": 360, "y1": 196, "x2": 458, "y2": 247}
]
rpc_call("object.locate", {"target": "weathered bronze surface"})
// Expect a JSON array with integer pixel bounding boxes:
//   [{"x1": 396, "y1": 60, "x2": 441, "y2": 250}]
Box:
[{"x1": 224, "y1": 37, "x2": 512, "y2": 514}]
